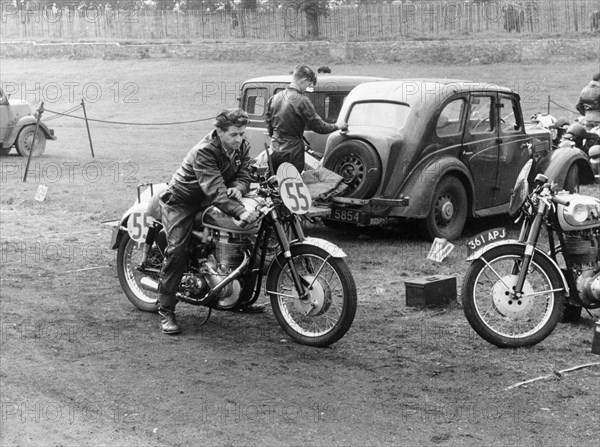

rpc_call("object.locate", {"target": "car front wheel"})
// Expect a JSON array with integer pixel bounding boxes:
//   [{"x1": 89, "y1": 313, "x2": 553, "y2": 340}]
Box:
[
  {"x1": 422, "y1": 175, "x2": 468, "y2": 241},
  {"x1": 16, "y1": 126, "x2": 46, "y2": 157}
]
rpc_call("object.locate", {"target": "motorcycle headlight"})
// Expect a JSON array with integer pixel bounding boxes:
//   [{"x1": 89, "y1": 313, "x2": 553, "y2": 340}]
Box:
[{"x1": 570, "y1": 203, "x2": 589, "y2": 223}]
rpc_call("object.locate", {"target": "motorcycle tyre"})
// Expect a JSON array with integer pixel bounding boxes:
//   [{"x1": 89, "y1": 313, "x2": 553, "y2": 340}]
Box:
[
  {"x1": 267, "y1": 244, "x2": 357, "y2": 347},
  {"x1": 117, "y1": 233, "x2": 160, "y2": 313},
  {"x1": 462, "y1": 245, "x2": 564, "y2": 348}
]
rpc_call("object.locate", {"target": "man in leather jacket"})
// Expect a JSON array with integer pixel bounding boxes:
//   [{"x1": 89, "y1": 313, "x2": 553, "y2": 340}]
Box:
[
  {"x1": 265, "y1": 65, "x2": 348, "y2": 173},
  {"x1": 576, "y1": 72, "x2": 600, "y2": 129},
  {"x1": 156, "y1": 109, "x2": 260, "y2": 334}
]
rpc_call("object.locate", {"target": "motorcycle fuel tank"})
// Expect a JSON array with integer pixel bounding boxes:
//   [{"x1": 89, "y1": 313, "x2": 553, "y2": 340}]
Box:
[{"x1": 202, "y1": 197, "x2": 261, "y2": 234}]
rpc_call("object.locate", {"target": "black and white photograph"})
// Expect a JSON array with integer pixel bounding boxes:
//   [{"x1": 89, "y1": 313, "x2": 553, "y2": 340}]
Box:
[{"x1": 1, "y1": 0, "x2": 599, "y2": 445}]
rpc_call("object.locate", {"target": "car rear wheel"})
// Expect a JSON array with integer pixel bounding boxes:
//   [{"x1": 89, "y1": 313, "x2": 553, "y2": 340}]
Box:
[
  {"x1": 16, "y1": 126, "x2": 46, "y2": 157},
  {"x1": 322, "y1": 140, "x2": 381, "y2": 199},
  {"x1": 422, "y1": 175, "x2": 467, "y2": 241}
]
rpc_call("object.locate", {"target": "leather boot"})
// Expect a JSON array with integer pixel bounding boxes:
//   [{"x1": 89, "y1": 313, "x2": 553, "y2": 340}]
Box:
[{"x1": 158, "y1": 306, "x2": 181, "y2": 335}]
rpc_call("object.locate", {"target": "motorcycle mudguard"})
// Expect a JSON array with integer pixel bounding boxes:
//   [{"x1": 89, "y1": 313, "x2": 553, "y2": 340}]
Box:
[
  {"x1": 292, "y1": 237, "x2": 347, "y2": 258},
  {"x1": 544, "y1": 147, "x2": 596, "y2": 187},
  {"x1": 467, "y1": 240, "x2": 570, "y2": 296}
]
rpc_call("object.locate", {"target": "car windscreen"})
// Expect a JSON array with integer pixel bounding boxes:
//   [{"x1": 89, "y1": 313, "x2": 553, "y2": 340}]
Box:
[{"x1": 347, "y1": 101, "x2": 410, "y2": 130}]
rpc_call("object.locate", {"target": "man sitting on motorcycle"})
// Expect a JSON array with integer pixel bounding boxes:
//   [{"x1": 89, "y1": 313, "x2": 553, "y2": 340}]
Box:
[{"x1": 157, "y1": 108, "x2": 260, "y2": 335}]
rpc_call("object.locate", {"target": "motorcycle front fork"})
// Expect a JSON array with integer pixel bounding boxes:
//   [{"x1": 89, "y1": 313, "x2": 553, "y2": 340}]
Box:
[
  {"x1": 512, "y1": 207, "x2": 546, "y2": 297},
  {"x1": 271, "y1": 210, "x2": 310, "y2": 300}
]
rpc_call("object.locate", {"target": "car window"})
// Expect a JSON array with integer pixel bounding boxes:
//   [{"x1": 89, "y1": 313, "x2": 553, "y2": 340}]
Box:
[
  {"x1": 436, "y1": 98, "x2": 465, "y2": 137},
  {"x1": 324, "y1": 94, "x2": 346, "y2": 123},
  {"x1": 244, "y1": 87, "x2": 268, "y2": 116},
  {"x1": 469, "y1": 95, "x2": 494, "y2": 134},
  {"x1": 498, "y1": 94, "x2": 522, "y2": 132},
  {"x1": 347, "y1": 101, "x2": 410, "y2": 130}
]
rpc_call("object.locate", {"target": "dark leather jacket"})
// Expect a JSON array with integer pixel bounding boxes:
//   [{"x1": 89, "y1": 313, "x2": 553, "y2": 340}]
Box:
[
  {"x1": 265, "y1": 85, "x2": 337, "y2": 170},
  {"x1": 168, "y1": 129, "x2": 253, "y2": 218}
]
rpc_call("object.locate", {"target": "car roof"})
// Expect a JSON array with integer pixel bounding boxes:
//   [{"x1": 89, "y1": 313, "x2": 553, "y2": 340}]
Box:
[
  {"x1": 347, "y1": 79, "x2": 515, "y2": 105},
  {"x1": 241, "y1": 75, "x2": 389, "y2": 91}
]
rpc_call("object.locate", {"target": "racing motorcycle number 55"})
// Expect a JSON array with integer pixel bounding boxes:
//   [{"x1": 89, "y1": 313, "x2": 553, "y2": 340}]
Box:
[{"x1": 111, "y1": 163, "x2": 358, "y2": 347}]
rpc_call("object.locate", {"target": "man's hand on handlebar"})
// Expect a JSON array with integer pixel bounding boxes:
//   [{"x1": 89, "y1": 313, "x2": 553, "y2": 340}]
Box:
[{"x1": 337, "y1": 123, "x2": 349, "y2": 133}]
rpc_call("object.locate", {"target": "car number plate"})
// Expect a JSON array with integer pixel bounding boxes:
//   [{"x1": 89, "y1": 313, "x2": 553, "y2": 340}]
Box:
[{"x1": 329, "y1": 208, "x2": 360, "y2": 223}]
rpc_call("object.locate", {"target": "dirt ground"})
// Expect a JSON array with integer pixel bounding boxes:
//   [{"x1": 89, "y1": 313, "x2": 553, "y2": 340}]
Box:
[{"x1": 1, "y1": 59, "x2": 599, "y2": 447}]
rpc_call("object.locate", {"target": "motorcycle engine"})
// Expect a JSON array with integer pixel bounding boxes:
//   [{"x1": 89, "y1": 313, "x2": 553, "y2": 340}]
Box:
[
  {"x1": 563, "y1": 230, "x2": 600, "y2": 308},
  {"x1": 202, "y1": 231, "x2": 252, "y2": 308}
]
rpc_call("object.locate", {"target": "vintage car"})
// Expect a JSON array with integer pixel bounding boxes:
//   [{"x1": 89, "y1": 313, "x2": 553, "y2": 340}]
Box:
[
  {"x1": 238, "y1": 74, "x2": 388, "y2": 158},
  {"x1": 321, "y1": 79, "x2": 596, "y2": 240},
  {"x1": 0, "y1": 87, "x2": 56, "y2": 157}
]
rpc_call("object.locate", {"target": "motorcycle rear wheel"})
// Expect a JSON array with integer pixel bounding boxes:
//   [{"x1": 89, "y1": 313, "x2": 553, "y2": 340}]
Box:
[
  {"x1": 267, "y1": 244, "x2": 357, "y2": 347},
  {"x1": 117, "y1": 233, "x2": 161, "y2": 312},
  {"x1": 462, "y1": 245, "x2": 564, "y2": 348}
]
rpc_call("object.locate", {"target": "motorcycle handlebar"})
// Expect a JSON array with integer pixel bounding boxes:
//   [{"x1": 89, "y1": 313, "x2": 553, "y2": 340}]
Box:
[{"x1": 552, "y1": 195, "x2": 570, "y2": 207}]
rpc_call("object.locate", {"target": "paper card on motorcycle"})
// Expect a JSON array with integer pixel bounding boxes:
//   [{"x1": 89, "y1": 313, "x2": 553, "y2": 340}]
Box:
[
  {"x1": 127, "y1": 211, "x2": 156, "y2": 244},
  {"x1": 427, "y1": 238, "x2": 455, "y2": 263},
  {"x1": 277, "y1": 162, "x2": 311, "y2": 215}
]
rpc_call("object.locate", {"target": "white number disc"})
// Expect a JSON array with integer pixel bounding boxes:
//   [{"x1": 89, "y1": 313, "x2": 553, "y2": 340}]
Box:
[{"x1": 127, "y1": 211, "x2": 155, "y2": 243}]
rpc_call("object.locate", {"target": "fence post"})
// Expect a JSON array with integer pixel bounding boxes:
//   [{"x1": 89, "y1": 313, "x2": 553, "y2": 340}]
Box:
[
  {"x1": 81, "y1": 98, "x2": 95, "y2": 158},
  {"x1": 23, "y1": 103, "x2": 44, "y2": 183}
]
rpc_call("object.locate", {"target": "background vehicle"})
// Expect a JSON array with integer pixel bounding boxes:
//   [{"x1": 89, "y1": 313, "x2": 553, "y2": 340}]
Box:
[
  {"x1": 320, "y1": 79, "x2": 596, "y2": 240},
  {"x1": 110, "y1": 164, "x2": 357, "y2": 347},
  {"x1": 462, "y1": 165, "x2": 599, "y2": 348},
  {"x1": 238, "y1": 74, "x2": 387, "y2": 158},
  {"x1": 0, "y1": 87, "x2": 56, "y2": 157}
]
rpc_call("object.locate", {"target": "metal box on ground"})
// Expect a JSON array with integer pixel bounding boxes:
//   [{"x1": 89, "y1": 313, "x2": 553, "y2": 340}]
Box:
[{"x1": 405, "y1": 275, "x2": 456, "y2": 307}]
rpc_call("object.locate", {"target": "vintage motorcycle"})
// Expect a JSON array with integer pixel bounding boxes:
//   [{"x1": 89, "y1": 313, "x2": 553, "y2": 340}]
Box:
[
  {"x1": 462, "y1": 159, "x2": 599, "y2": 348},
  {"x1": 109, "y1": 163, "x2": 357, "y2": 347}
]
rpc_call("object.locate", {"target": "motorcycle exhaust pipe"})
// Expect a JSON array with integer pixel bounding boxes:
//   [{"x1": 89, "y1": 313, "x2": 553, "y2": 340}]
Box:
[{"x1": 140, "y1": 277, "x2": 159, "y2": 292}]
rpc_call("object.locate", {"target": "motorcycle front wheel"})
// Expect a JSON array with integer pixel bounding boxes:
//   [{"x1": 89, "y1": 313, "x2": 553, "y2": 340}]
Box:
[
  {"x1": 266, "y1": 244, "x2": 357, "y2": 347},
  {"x1": 462, "y1": 245, "x2": 565, "y2": 348},
  {"x1": 116, "y1": 233, "x2": 161, "y2": 312}
]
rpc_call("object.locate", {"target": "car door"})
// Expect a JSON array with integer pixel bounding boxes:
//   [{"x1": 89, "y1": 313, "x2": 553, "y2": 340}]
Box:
[
  {"x1": 0, "y1": 89, "x2": 10, "y2": 144},
  {"x1": 461, "y1": 93, "x2": 499, "y2": 211},
  {"x1": 492, "y1": 93, "x2": 531, "y2": 207}
]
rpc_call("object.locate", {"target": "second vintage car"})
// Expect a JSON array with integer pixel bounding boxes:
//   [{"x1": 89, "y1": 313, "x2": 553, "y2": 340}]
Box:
[
  {"x1": 0, "y1": 87, "x2": 56, "y2": 157},
  {"x1": 321, "y1": 79, "x2": 597, "y2": 240}
]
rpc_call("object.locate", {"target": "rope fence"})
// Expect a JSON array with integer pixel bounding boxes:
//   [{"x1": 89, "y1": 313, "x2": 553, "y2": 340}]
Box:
[{"x1": 14, "y1": 93, "x2": 581, "y2": 182}]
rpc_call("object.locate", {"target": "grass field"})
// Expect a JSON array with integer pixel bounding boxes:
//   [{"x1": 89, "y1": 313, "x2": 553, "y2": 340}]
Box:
[{"x1": 1, "y1": 59, "x2": 599, "y2": 446}]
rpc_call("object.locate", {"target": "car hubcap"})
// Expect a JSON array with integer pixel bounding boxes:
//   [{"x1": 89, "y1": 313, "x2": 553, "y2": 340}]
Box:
[
  {"x1": 435, "y1": 194, "x2": 455, "y2": 227},
  {"x1": 337, "y1": 155, "x2": 363, "y2": 190}
]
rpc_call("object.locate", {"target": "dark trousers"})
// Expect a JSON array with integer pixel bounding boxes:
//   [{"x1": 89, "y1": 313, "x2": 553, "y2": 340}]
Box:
[{"x1": 158, "y1": 190, "x2": 205, "y2": 308}]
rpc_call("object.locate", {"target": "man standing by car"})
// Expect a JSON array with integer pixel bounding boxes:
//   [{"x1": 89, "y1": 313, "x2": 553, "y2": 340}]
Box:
[
  {"x1": 265, "y1": 65, "x2": 347, "y2": 173},
  {"x1": 156, "y1": 108, "x2": 260, "y2": 335},
  {"x1": 576, "y1": 72, "x2": 600, "y2": 129}
]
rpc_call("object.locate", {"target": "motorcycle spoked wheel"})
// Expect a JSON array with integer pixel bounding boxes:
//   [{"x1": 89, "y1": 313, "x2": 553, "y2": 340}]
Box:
[
  {"x1": 117, "y1": 233, "x2": 162, "y2": 312},
  {"x1": 266, "y1": 244, "x2": 357, "y2": 347},
  {"x1": 462, "y1": 245, "x2": 565, "y2": 348}
]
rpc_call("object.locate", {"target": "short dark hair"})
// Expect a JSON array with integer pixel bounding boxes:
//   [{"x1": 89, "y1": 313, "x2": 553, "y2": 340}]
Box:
[
  {"x1": 293, "y1": 65, "x2": 317, "y2": 85},
  {"x1": 317, "y1": 66, "x2": 331, "y2": 74},
  {"x1": 214, "y1": 108, "x2": 249, "y2": 130},
  {"x1": 593, "y1": 72, "x2": 600, "y2": 82}
]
